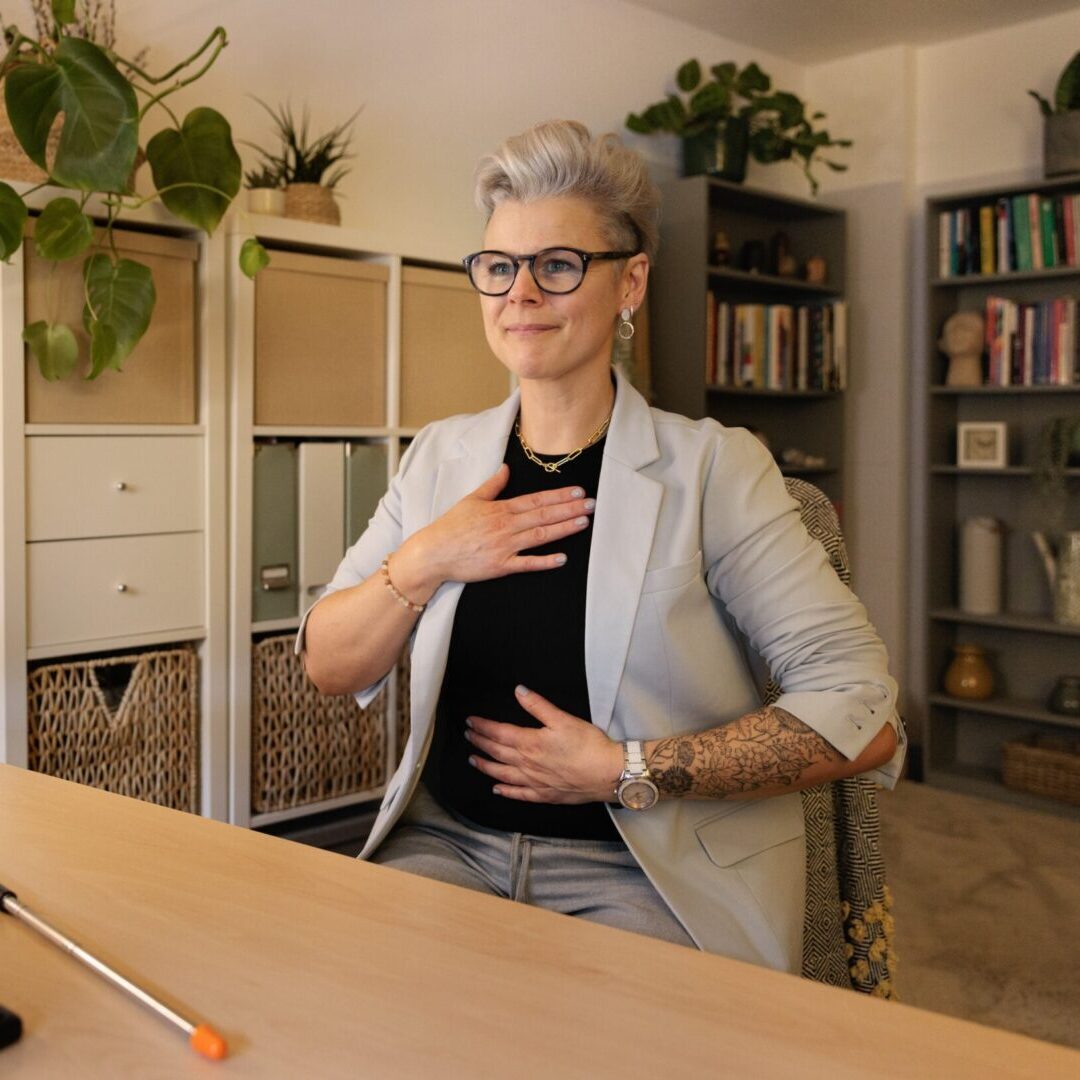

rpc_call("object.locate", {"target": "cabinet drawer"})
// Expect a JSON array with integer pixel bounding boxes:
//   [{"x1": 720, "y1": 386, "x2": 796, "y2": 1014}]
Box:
[
  {"x1": 28, "y1": 533, "x2": 204, "y2": 647},
  {"x1": 26, "y1": 436, "x2": 203, "y2": 540}
]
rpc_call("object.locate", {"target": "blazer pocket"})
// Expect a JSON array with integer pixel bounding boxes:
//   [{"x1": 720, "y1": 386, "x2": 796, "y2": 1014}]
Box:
[
  {"x1": 641, "y1": 549, "x2": 702, "y2": 595},
  {"x1": 695, "y1": 798, "x2": 804, "y2": 868}
]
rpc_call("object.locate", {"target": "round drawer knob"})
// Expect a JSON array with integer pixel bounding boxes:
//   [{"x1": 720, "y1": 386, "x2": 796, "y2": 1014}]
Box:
[
  {"x1": 115, "y1": 481, "x2": 127, "y2": 492},
  {"x1": 116, "y1": 583, "x2": 128, "y2": 593}
]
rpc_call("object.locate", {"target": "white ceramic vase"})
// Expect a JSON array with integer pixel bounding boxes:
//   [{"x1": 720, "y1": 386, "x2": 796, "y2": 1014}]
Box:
[{"x1": 247, "y1": 188, "x2": 286, "y2": 216}]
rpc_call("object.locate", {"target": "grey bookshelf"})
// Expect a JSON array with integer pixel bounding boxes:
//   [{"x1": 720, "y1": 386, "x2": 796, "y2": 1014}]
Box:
[
  {"x1": 650, "y1": 175, "x2": 847, "y2": 505},
  {"x1": 916, "y1": 178, "x2": 1080, "y2": 819}
]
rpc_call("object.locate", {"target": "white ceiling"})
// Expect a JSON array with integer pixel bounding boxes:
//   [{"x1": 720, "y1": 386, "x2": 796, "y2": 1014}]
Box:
[{"x1": 626, "y1": 0, "x2": 1080, "y2": 63}]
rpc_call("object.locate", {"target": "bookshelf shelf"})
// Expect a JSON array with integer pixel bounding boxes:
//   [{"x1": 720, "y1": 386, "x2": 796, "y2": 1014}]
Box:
[
  {"x1": 914, "y1": 177, "x2": 1080, "y2": 819},
  {"x1": 706, "y1": 265, "x2": 840, "y2": 296},
  {"x1": 651, "y1": 175, "x2": 847, "y2": 505},
  {"x1": 930, "y1": 385, "x2": 1080, "y2": 395},
  {"x1": 927, "y1": 692, "x2": 1080, "y2": 732},
  {"x1": 929, "y1": 608, "x2": 1080, "y2": 636},
  {"x1": 931, "y1": 266, "x2": 1080, "y2": 287}
]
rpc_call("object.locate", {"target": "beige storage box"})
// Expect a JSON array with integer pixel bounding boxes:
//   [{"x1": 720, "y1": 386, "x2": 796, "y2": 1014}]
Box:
[
  {"x1": 24, "y1": 226, "x2": 198, "y2": 424},
  {"x1": 254, "y1": 251, "x2": 388, "y2": 427},
  {"x1": 400, "y1": 266, "x2": 509, "y2": 428}
]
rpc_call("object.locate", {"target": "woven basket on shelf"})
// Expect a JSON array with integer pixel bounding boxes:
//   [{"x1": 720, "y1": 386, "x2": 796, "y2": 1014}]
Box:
[
  {"x1": 284, "y1": 182, "x2": 340, "y2": 225},
  {"x1": 251, "y1": 634, "x2": 386, "y2": 813},
  {"x1": 27, "y1": 647, "x2": 200, "y2": 812},
  {"x1": 1002, "y1": 733, "x2": 1080, "y2": 806}
]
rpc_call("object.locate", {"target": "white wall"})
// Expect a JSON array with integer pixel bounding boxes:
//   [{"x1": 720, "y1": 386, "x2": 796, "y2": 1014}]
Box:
[{"x1": 120, "y1": 0, "x2": 804, "y2": 262}]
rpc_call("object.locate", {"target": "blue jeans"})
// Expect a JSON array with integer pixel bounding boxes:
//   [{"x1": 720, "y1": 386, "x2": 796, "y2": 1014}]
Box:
[{"x1": 369, "y1": 784, "x2": 696, "y2": 949}]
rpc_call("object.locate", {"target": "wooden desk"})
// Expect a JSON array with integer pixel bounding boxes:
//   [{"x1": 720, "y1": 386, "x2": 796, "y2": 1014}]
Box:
[{"x1": 1, "y1": 765, "x2": 1076, "y2": 1079}]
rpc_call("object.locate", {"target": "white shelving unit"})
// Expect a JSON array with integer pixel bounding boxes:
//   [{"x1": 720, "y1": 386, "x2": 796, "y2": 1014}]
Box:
[
  {"x1": 225, "y1": 210, "x2": 511, "y2": 828},
  {"x1": 0, "y1": 184, "x2": 229, "y2": 820}
]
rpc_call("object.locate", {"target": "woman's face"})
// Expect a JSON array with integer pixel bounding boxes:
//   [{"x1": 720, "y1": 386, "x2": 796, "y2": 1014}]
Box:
[{"x1": 477, "y1": 195, "x2": 647, "y2": 386}]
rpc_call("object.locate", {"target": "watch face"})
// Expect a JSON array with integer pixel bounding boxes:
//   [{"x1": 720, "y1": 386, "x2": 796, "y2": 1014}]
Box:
[{"x1": 620, "y1": 779, "x2": 659, "y2": 810}]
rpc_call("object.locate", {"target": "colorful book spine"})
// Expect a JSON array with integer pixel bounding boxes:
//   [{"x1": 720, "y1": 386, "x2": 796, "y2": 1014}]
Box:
[
  {"x1": 1040, "y1": 198, "x2": 1058, "y2": 268},
  {"x1": 1012, "y1": 194, "x2": 1032, "y2": 271},
  {"x1": 1028, "y1": 194, "x2": 1044, "y2": 269},
  {"x1": 979, "y1": 205, "x2": 995, "y2": 275}
]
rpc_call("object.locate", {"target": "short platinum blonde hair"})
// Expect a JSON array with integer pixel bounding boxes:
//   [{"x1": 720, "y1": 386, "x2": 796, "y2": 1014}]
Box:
[{"x1": 474, "y1": 119, "x2": 660, "y2": 263}]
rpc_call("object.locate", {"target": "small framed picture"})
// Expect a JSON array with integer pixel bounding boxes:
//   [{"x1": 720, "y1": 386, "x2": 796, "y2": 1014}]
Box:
[{"x1": 957, "y1": 421, "x2": 1007, "y2": 468}]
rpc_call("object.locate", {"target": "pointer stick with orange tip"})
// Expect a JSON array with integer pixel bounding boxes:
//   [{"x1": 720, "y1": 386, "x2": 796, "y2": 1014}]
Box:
[{"x1": 0, "y1": 882, "x2": 227, "y2": 1061}]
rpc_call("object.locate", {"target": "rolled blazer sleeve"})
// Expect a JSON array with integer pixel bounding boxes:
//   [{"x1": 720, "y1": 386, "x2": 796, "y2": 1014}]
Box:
[
  {"x1": 294, "y1": 432, "x2": 426, "y2": 708},
  {"x1": 703, "y1": 427, "x2": 906, "y2": 787}
]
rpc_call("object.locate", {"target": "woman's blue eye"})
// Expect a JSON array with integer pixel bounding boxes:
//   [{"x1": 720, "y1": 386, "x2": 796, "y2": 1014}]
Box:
[{"x1": 541, "y1": 258, "x2": 572, "y2": 274}]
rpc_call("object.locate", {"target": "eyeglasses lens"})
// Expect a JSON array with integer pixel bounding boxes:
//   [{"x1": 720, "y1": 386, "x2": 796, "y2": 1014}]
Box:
[{"x1": 470, "y1": 249, "x2": 585, "y2": 294}]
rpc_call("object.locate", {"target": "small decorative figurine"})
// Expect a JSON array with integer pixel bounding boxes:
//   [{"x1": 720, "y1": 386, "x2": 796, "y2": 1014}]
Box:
[
  {"x1": 939, "y1": 310, "x2": 985, "y2": 387},
  {"x1": 804, "y1": 255, "x2": 827, "y2": 284}
]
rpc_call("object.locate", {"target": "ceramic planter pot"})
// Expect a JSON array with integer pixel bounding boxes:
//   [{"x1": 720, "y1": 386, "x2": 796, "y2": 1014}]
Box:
[
  {"x1": 682, "y1": 115, "x2": 749, "y2": 182},
  {"x1": 248, "y1": 187, "x2": 286, "y2": 215},
  {"x1": 1044, "y1": 110, "x2": 1080, "y2": 178}
]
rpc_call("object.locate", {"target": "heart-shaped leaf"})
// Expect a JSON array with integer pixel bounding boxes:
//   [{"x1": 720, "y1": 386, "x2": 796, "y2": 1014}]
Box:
[
  {"x1": 147, "y1": 107, "x2": 241, "y2": 234},
  {"x1": 23, "y1": 319, "x2": 79, "y2": 380},
  {"x1": 82, "y1": 254, "x2": 156, "y2": 376},
  {"x1": 676, "y1": 59, "x2": 701, "y2": 93},
  {"x1": 0, "y1": 183, "x2": 28, "y2": 260},
  {"x1": 4, "y1": 36, "x2": 138, "y2": 192},
  {"x1": 34, "y1": 197, "x2": 95, "y2": 260},
  {"x1": 239, "y1": 237, "x2": 270, "y2": 278}
]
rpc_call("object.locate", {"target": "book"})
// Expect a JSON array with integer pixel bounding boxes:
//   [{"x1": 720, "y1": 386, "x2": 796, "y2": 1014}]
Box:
[
  {"x1": 979, "y1": 205, "x2": 995, "y2": 275},
  {"x1": 1029, "y1": 194, "x2": 1044, "y2": 269},
  {"x1": 1011, "y1": 194, "x2": 1032, "y2": 270},
  {"x1": 1040, "y1": 198, "x2": 1058, "y2": 268}
]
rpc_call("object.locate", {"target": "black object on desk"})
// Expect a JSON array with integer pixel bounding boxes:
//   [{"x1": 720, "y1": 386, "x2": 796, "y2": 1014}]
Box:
[{"x1": 0, "y1": 1004, "x2": 22, "y2": 1050}]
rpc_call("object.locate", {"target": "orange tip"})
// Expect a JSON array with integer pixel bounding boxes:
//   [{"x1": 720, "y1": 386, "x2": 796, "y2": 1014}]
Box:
[{"x1": 191, "y1": 1023, "x2": 228, "y2": 1061}]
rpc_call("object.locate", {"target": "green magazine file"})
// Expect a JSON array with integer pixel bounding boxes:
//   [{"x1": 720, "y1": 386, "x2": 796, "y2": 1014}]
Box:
[
  {"x1": 346, "y1": 442, "x2": 389, "y2": 548},
  {"x1": 253, "y1": 442, "x2": 299, "y2": 623}
]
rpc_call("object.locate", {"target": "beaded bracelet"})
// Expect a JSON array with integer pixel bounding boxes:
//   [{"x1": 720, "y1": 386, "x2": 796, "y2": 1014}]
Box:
[{"x1": 380, "y1": 556, "x2": 426, "y2": 613}]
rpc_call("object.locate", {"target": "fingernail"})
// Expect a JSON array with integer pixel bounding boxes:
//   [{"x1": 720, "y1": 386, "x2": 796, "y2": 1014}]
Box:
[
  {"x1": 468, "y1": 756, "x2": 477, "y2": 767},
  {"x1": 492, "y1": 786, "x2": 502, "y2": 795},
  {"x1": 463, "y1": 730, "x2": 473, "y2": 742},
  {"x1": 570, "y1": 487, "x2": 584, "y2": 498},
  {"x1": 465, "y1": 717, "x2": 473, "y2": 728},
  {"x1": 554, "y1": 553, "x2": 567, "y2": 565},
  {"x1": 583, "y1": 498, "x2": 596, "y2": 511},
  {"x1": 575, "y1": 516, "x2": 589, "y2": 527},
  {"x1": 515, "y1": 684, "x2": 529, "y2": 698}
]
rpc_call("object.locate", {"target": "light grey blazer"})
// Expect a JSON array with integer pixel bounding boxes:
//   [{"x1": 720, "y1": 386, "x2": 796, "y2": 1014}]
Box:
[{"x1": 299, "y1": 367, "x2": 905, "y2": 973}]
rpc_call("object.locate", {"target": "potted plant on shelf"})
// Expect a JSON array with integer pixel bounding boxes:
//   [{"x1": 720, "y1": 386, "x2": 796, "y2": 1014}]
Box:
[
  {"x1": 0, "y1": 2, "x2": 268, "y2": 381},
  {"x1": 1029, "y1": 50, "x2": 1080, "y2": 178},
  {"x1": 244, "y1": 162, "x2": 285, "y2": 216},
  {"x1": 251, "y1": 98, "x2": 360, "y2": 226},
  {"x1": 1034, "y1": 414, "x2": 1080, "y2": 514},
  {"x1": 626, "y1": 59, "x2": 851, "y2": 195}
]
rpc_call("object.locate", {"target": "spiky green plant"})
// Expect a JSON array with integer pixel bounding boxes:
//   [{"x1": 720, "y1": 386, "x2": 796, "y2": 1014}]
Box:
[{"x1": 251, "y1": 98, "x2": 360, "y2": 189}]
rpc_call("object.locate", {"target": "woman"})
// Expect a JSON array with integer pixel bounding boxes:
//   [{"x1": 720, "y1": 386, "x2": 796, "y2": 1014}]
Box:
[{"x1": 300, "y1": 120, "x2": 905, "y2": 973}]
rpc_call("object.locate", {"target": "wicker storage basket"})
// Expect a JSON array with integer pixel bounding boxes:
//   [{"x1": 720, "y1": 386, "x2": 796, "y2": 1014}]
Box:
[
  {"x1": 1002, "y1": 734, "x2": 1080, "y2": 806},
  {"x1": 251, "y1": 634, "x2": 387, "y2": 813},
  {"x1": 284, "y1": 182, "x2": 341, "y2": 225},
  {"x1": 27, "y1": 647, "x2": 199, "y2": 811}
]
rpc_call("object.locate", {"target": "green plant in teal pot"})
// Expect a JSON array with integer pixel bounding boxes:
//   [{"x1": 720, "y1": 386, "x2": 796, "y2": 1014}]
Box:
[
  {"x1": 626, "y1": 59, "x2": 851, "y2": 195},
  {"x1": 0, "y1": 0, "x2": 268, "y2": 380}
]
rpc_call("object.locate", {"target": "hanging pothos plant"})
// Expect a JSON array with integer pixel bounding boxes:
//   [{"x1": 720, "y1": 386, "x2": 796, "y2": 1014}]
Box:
[{"x1": 0, "y1": 0, "x2": 269, "y2": 380}]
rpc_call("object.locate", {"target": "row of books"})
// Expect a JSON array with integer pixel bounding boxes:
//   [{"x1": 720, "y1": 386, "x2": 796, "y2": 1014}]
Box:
[
  {"x1": 706, "y1": 297, "x2": 847, "y2": 391},
  {"x1": 983, "y1": 295, "x2": 1080, "y2": 386},
  {"x1": 938, "y1": 191, "x2": 1080, "y2": 277}
]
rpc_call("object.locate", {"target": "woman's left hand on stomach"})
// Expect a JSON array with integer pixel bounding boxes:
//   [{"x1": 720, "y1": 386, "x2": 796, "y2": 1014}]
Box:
[{"x1": 465, "y1": 685, "x2": 623, "y2": 803}]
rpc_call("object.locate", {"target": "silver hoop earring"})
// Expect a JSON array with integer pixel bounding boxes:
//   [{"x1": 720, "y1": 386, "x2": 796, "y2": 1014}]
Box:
[{"x1": 618, "y1": 306, "x2": 635, "y2": 341}]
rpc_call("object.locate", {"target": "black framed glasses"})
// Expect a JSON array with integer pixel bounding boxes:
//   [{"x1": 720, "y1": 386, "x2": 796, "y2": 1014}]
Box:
[{"x1": 461, "y1": 247, "x2": 639, "y2": 296}]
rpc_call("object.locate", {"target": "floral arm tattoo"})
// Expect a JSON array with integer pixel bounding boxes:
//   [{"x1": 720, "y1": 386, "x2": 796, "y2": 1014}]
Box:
[{"x1": 646, "y1": 706, "x2": 843, "y2": 800}]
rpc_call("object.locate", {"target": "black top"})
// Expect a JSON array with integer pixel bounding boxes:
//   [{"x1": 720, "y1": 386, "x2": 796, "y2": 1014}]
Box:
[{"x1": 422, "y1": 426, "x2": 619, "y2": 840}]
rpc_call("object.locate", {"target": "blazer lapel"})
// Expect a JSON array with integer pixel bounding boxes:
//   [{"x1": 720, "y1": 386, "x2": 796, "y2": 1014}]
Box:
[
  {"x1": 409, "y1": 390, "x2": 521, "y2": 741},
  {"x1": 586, "y1": 369, "x2": 663, "y2": 734}
]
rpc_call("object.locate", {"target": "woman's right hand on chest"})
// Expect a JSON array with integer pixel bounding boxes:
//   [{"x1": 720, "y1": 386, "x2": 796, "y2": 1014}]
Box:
[{"x1": 388, "y1": 464, "x2": 596, "y2": 602}]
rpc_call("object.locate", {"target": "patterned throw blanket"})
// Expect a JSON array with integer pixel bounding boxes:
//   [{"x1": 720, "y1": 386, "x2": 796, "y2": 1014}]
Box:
[{"x1": 771, "y1": 478, "x2": 900, "y2": 997}]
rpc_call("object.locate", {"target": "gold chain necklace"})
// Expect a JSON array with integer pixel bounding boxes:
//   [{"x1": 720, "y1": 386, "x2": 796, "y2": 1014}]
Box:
[{"x1": 515, "y1": 410, "x2": 612, "y2": 474}]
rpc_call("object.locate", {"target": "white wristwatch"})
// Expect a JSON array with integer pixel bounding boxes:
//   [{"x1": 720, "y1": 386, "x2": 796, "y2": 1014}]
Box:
[{"x1": 615, "y1": 740, "x2": 659, "y2": 810}]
